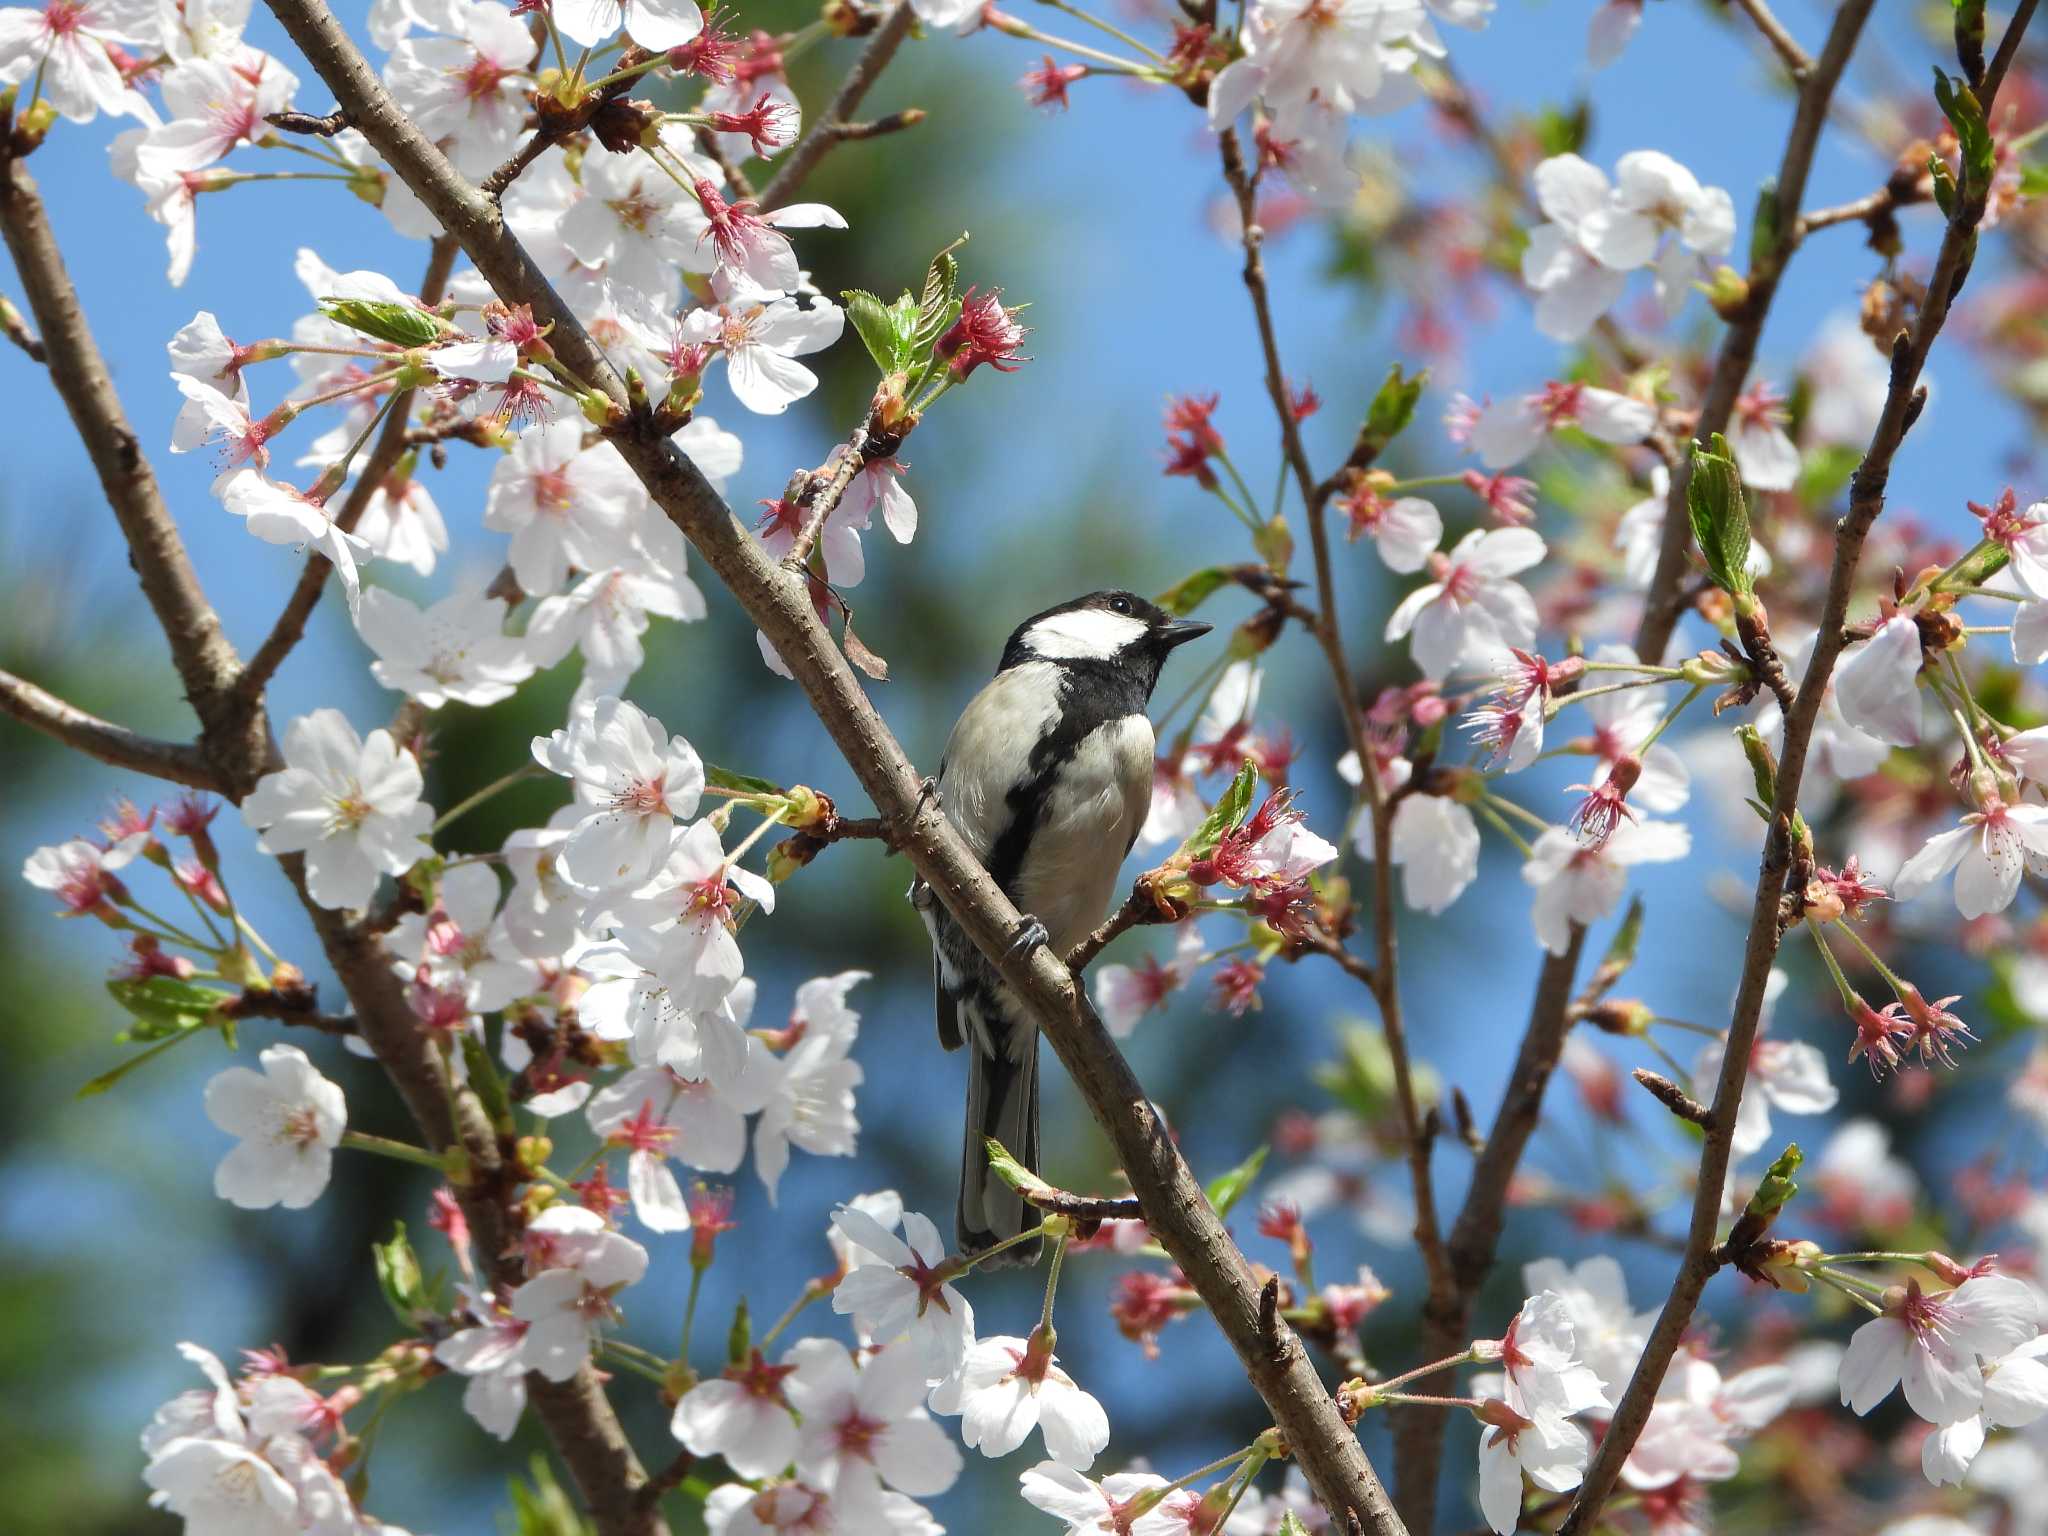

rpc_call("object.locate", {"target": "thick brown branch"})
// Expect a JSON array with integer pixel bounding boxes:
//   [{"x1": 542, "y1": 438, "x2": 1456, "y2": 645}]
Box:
[
  {"x1": 757, "y1": 3, "x2": 915, "y2": 210},
  {"x1": 238, "y1": 234, "x2": 460, "y2": 702},
  {"x1": 1633, "y1": 0, "x2": 1877, "y2": 663},
  {"x1": 262, "y1": 5, "x2": 1407, "y2": 1526},
  {"x1": 0, "y1": 667, "x2": 223, "y2": 790},
  {"x1": 1561, "y1": 8, "x2": 2035, "y2": 1526},
  {"x1": 0, "y1": 152, "x2": 258, "y2": 768}
]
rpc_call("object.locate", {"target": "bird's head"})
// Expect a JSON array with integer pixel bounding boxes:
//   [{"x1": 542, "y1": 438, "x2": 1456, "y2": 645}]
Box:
[{"x1": 1001, "y1": 590, "x2": 1211, "y2": 692}]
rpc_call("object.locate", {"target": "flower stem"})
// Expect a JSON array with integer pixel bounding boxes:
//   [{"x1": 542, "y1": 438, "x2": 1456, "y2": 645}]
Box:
[
  {"x1": 1805, "y1": 921, "x2": 1860, "y2": 1009},
  {"x1": 1034, "y1": 0, "x2": 1167, "y2": 60},
  {"x1": 948, "y1": 1221, "x2": 1050, "y2": 1274},
  {"x1": 1475, "y1": 800, "x2": 1536, "y2": 860},
  {"x1": 1632, "y1": 682, "x2": 1704, "y2": 756},
  {"x1": 433, "y1": 761, "x2": 544, "y2": 835},
  {"x1": 758, "y1": 1279, "x2": 828, "y2": 1350},
  {"x1": 1039, "y1": 1234, "x2": 1069, "y2": 1332},
  {"x1": 340, "y1": 1131, "x2": 449, "y2": 1171},
  {"x1": 681, "y1": 1264, "x2": 705, "y2": 1361},
  {"x1": 1371, "y1": 1347, "x2": 1479, "y2": 1394}
]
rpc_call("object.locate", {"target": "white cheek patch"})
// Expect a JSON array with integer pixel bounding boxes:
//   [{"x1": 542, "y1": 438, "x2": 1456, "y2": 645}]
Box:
[{"x1": 1021, "y1": 608, "x2": 1149, "y2": 661}]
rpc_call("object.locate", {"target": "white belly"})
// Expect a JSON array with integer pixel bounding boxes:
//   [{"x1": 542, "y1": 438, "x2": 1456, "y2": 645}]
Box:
[{"x1": 1011, "y1": 714, "x2": 1154, "y2": 954}]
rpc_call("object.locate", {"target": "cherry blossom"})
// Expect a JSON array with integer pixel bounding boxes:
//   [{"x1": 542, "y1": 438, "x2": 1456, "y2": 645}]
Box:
[
  {"x1": 1093, "y1": 922, "x2": 1204, "y2": 1038},
  {"x1": 1839, "y1": 1274, "x2": 2040, "y2": 1426},
  {"x1": 523, "y1": 518, "x2": 709, "y2": 699},
  {"x1": 1384, "y1": 526, "x2": 1545, "y2": 679},
  {"x1": 607, "y1": 818, "x2": 775, "y2": 1014},
  {"x1": 786, "y1": 1338, "x2": 963, "y2": 1508},
  {"x1": 214, "y1": 467, "x2": 371, "y2": 617},
  {"x1": 510, "y1": 1206, "x2": 650, "y2": 1381},
  {"x1": 553, "y1": 0, "x2": 704, "y2": 52},
  {"x1": 1017, "y1": 1462, "x2": 1181, "y2": 1536},
  {"x1": 1520, "y1": 1257, "x2": 1651, "y2": 1408},
  {"x1": 690, "y1": 178, "x2": 845, "y2": 297},
  {"x1": 136, "y1": 50, "x2": 299, "y2": 183},
  {"x1": 382, "y1": 0, "x2": 531, "y2": 176},
  {"x1": 674, "y1": 1345, "x2": 810, "y2": 1478},
  {"x1": 731, "y1": 971, "x2": 868, "y2": 1201},
  {"x1": 484, "y1": 419, "x2": 646, "y2": 593},
  {"x1": 1576, "y1": 150, "x2": 1735, "y2": 311},
  {"x1": 1206, "y1": 0, "x2": 1453, "y2": 129},
  {"x1": 0, "y1": 0, "x2": 155, "y2": 122},
  {"x1": 1387, "y1": 784, "x2": 1480, "y2": 914},
  {"x1": 682, "y1": 292, "x2": 846, "y2": 415},
  {"x1": 1730, "y1": 381, "x2": 1800, "y2": 490},
  {"x1": 560, "y1": 144, "x2": 716, "y2": 298},
  {"x1": 357, "y1": 586, "x2": 533, "y2": 709},
  {"x1": 1893, "y1": 791, "x2": 2048, "y2": 920},
  {"x1": 829, "y1": 1204, "x2": 975, "y2": 1383},
  {"x1": 1471, "y1": 1386, "x2": 1589, "y2": 1536},
  {"x1": 1483, "y1": 1290, "x2": 1609, "y2": 1418},
  {"x1": 1468, "y1": 380, "x2": 1656, "y2": 469},
  {"x1": 22, "y1": 834, "x2": 135, "y2": 918},
  {"x1": 1922, "y1": 1335, "x2": 2048, "y2": 1486},
  {"x1": 1522, "y1": 819, "x2": 1690, "y2": 955},
  {"x1": 1341, "y1": 485, "x2": 1442, "y2": 572},
  {"x1": 1521, "y1": 155, "x2": 1630, "y2": 341},
  {"x1": 930, "y1": 1332, "x2": 1111, "y2": 1470},
  {"x1": 202, "y1": 1044, "x2": 346, "y2": 1210},
  {"x1": 533, "y1": 696, "x2": 705, "y2": 893},
  {"x1": 243, "y1": 708, "x2": 434, "y2": 910},
  {"x1": 1968, "y1": 488, "x2": 2048, "y2": 598},
  {"x1": 352, "y1": 472, "x2": 448, "y2": 574},
  {"x1": 1833, "y1": 615, "x2": 1925, "y2": 747},
  {"x1": 433, "y1": 1286, "x2": 531, "y2": 1439}
]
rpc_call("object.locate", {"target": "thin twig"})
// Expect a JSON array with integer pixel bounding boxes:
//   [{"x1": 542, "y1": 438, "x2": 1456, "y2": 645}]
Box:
[
  {"x1": 1728, "y1": 0, "x2": 1812, "y2": 78},
  {"x1": 758, "y1": 3, "x2": 915, "y2": 210},
  {"x1": 1064, "y1": 877, "x2": 1180, "y2": 972},
  {"x1": 827, "y1": 108, "x2": 927, "y2": 142},
  {"x1": 265, "y1": 107, "x2": 354, "y2": 136},
  {"x1": 237, "y1": 233, "x2": 460, "y2": 703},
  {"x1": 780, "y1": 422, "x2": 874, "y2": 572},
  {"x1": 0, "y1": 667, "x2": 222, "y2": 790},
  {"x1": 1631, "y1": 1068, "x2": 1711, "y2": 1126}
]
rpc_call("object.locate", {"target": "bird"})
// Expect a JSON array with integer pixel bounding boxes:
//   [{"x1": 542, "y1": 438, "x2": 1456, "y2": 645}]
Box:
[{"x1": 915, "y1": 590, "x2": 1211, "y2": 1264}]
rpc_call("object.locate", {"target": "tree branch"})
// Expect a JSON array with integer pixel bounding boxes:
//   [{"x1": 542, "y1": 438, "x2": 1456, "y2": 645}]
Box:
[
  {"x1": 1727, "y1": 0, "x2": 1812, "y2": 79},
  {"x1": 0, "y1": 151, "x2": 259, "y2": 768},
  {"x1": 1633, "y1": 0, "x2": 1877, "y2": 663},
  {"x1": 260, "y1": 5, "x2": 1408, "y2": 1527},
  {"x1": 0, "y1": 667, "x2": 223, "y2": 790},
  {"x1": 1560, "y1": 9, "x2": 2036, "y2": 1526},
  {"x1": 757, "y1": 3, "x2": 915, "y2": 210},
  {"x1": 237, "y1": 233, "x2": 461, "y2": 702}
]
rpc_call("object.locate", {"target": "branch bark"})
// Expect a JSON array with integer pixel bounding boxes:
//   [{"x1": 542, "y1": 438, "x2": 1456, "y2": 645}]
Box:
[
  {"x1": 1559, "y1": 8, "x2": 2036, "y2": 1526},
  {"x1": 261, "y1": 4, "x2": 1408, "y2": 1527},
  {"x1": 0, "y1": 667, "x2": 223, "y2": 790}
]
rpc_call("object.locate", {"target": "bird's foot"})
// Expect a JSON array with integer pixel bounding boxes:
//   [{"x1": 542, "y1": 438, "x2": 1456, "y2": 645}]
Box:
[
  {"x1": 913, "y1": 775, "x2": 942, "y2": 817},
  {"x1": 1006, "y1": 914, "x2": 1051, "y2": 960}
]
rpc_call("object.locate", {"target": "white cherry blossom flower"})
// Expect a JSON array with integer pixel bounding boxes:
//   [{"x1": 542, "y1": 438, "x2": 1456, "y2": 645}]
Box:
[
  {"x1": 1018, "y1": 1463, "x2": 1182, "y2": 1535},
  {"x1": 1206, "y1": 0, "x2": 1448, "y2": 129},
  {"x1": 1093, "y1": 922, "x2": 1204, "y2": 1038},
  {"x1": 1893, "y1": 793, "x2": 2048, "y2": 920},
  {"x1": 930, "y1": 1332, "x2": 1111, "y2": 1471},
  {"x1": 0, "y1": 0, "x2": 155, "y2": 121},
  {"x1": 1520, "y1": 1256, "x2": 1652, "y2": 1408},
  {"x1": 511, "y1": 1207, "x2": 650, "y2": 1381},
  {"x1": 1839, "y1": 1274, "x2": 2040, "y2": 1426},
  {"x1": 1472, "y1": 1385, "x2": 1588, "y2": 1536},
  {"x1": 560, "y1": 142, "x2": 715, "y2": 297},
  {"x1": 553, "y1": 0, "x2": 703, "y2": 51},
  {"x1": 730, "y1": 971, "x2": 869, "y2": 1201},
  {"x1": 136, "y1": 49, "x2": 298, "y2": 181},
  {"x1": 1833, "y1": 615, "x2": 1924, "y2": 747},
  {"x1": 1522, "y1": 155, "x2": 1630, "y2": 341},
  {"x1": 433, "y1": 1286, "x2": 530, "y2": 1439},
  {"x1": 484, "y1": 419, "x2": 646, "y2": 593},
  {"x1": 243, "y1": 708, "x2": 433, "y2": 910},
  {"x1": 1922, "y1": 1335, "x2": 2048, "y2": 1486},
  {"x1": 1487, "y1": 1291, "x2": 1609, "y2": 1418},
  {"x1": 690, "y1": 178, "x2": 845, "y2": 297},
  {"x1": 787, "y1": 1338, "x2": 963, "y2": 1506},
  {"x1": 1522, "y1": 819, "x2": 1690, "y2": 956},
  {"x1": 607, "y1": 818, "x2": 774, "y2": 1013},
  {"x1": 358, "y1": 586, "x2": 533, "y2": 709},
  {"x1": 1691, "y1": 972, "x2": 1837, "y2": 1159},
  {"x1": 1384, "y1": 526, "x2": 1545, "y2": 679},
  {"x1": 1345, "y1": 489, "x2": 1442, "y2": 573},
  {"x1": 202, "y1": 1044, "x2": 346, "y2": 1210},
  {"x1": 1468, "y1": 381, "x2": 1656, "y2": 469},
  {"x1": 1388, "y1": 788, "x2": 1480, "y2": 914},
  {"x1": 829, "y1": 1204, "x2": 975, "y2": 1383},
  {"x1": 1730, "y1": 382, "x2": 1800, "y2": 491},
  {"x1": 353, "y1": 473, "x2": 448, "y2": 574},
  {"x1": 682, "y1": 293, "x2": 845, "y2": 416},
  {"x1": 534, "y1": 696, "x2": 705, "y2": 893},
  {"x1": 1577, "y1": 149, "x2": 1735, "y2": 313},
  {"x1": 674, "y1": 1345, "x2": 811, "y2": 1478},
  {"x1": 383, "y1": 0, "x2": 532, "y2": 176},
  {"x1": 214, "y1": 467, "x2": 371, "y2": 617}
]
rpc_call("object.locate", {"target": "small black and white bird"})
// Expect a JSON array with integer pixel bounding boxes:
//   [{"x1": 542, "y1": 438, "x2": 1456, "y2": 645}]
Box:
[{"x1": 917, "y1": 590, "x2": 1211, "y2": 1263}]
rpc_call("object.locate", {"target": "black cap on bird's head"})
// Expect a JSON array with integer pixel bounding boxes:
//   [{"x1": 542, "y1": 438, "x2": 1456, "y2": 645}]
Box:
[{"x1": 999, "y1": 589, "x2": 1211, "y2": 690}]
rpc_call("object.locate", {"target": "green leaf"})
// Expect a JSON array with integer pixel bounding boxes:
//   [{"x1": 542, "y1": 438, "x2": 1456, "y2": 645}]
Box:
[
  {"x1": 106, "y1": 975, "x2": 230, "y2": 1042},
  {"x1": 911, "y1": 234, "x2": 968, "y2": 354},
  {"x1": 1745, "y1": 1143, "x2": 1803, "y2": 1220},
  {"x1": 1155, "y1": 567, "x2": 1232, "y2": 616},
  {"x1": 2021, "y1": 164, "x2": 2048, "y2": 198},
  {"x1": 1928, "y1": 152, "x2": 1958, "y2": 218},
  {"x1": 727, "y1": 1295, "x2": 752, "y2": 1367},
  {"x1": 1598, "y1": 896, "x2": 1645, "y2": 975},
  {"x1": 1933, "y1": 69, "x2": 1994, "y2": 202},
  {"x1": 76, "y1": 1027, "x2": 208, "y2": 1099},
  {"x1": 318, "y1": 296, "x2": 444, "y2": 349},
  {"x1": 1184, "y1": 758, "x2": 1259, "y2": 857},
  {"x1": 1205, "y1": 1143, "x2": 1268, "y2": 1218},
  {"x1": 1685, "y1": 434, "x2": 1753, "y2": 598},
  {"x1": 1748, "y1": 177, "x2": 1781, "y2": 269},
  {"x1": 1737, "y1": 724, "x2": 1778, "y2": 809},
  {"x1": 842, "y1": 289, "x2": 903, "y2": 375},
  {"x1": 373, "y1": 1222, "x2": 429, "y2": 1325},
  {"x1": 704, "y1": 762, "x2": 783, "y2": 797},
  {"x1": 505, "y1": 1455, "x2": 599, "y2": 1536},
  {"x1": 1795, "y1": 442, "x2": 1861, "y2": 504},
  {"x1": 1278, "y1": 1515, "x2": 1312, "y2": 1536},
  {"x1": 1355, "y1": 363, "x2": 1428, "y2": 462}
]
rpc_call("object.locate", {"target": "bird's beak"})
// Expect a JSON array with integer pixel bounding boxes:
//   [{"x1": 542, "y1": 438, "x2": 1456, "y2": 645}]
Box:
[{"x1": 1156, "y1": 619, "x2": 1212, "y2": 650}]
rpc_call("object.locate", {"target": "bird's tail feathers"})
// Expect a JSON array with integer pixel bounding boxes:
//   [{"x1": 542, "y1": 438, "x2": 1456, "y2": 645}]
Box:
[{"x1": 958, "y1": 1038, "x2": 1042, "y2": 1268}]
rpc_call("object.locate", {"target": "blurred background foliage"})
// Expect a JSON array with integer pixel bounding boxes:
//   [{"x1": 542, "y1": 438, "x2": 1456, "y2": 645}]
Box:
[{"x1": 1, "y1": 0, "x2": 2042, "y2": 1532}]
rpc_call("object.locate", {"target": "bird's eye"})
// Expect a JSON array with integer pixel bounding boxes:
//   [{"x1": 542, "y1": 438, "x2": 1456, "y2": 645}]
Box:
[{"x1": 1108, "y1": 595, "x2": 1132, "y2": 615}]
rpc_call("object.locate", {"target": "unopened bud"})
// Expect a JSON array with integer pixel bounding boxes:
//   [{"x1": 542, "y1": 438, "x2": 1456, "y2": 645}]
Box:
[
  {"x1": 514, "y1": 1135, "x2": 552, "y2": 1177},
  {"x1": 1584, "y1": 998, "x2": 1652, "y2": 1036},
  {"x1": 1703, "y1": 263, "x2": 1750, "y2": 319},
  {"x1": 1756, "y1": 1239, "x2": 1822, "y2": 1292}
]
